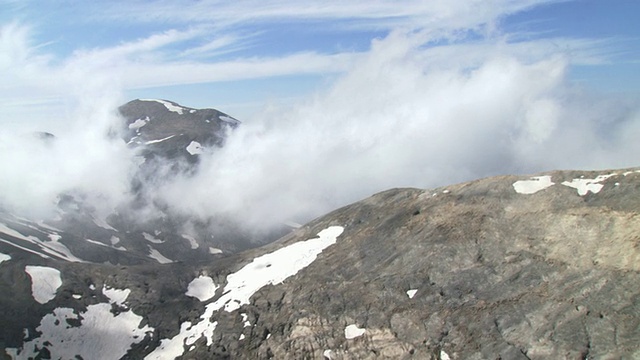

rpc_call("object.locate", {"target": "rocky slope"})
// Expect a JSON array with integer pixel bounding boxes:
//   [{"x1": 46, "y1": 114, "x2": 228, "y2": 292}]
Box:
[{"x1": 2, "y1": 167, "x2": 639, "y2": 359}]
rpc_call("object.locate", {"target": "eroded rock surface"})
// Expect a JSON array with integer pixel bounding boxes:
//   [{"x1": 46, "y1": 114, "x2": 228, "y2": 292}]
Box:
[{"x1": 2, "y1": 167, "x2": 640, "y2": 359}]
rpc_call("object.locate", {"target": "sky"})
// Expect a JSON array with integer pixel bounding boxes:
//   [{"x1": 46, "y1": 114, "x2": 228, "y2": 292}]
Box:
[{"x1": 1, "y1": 0, "x2": 639, "y2": 228}]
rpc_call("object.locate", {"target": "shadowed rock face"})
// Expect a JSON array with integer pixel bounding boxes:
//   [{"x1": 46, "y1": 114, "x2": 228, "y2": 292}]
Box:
[{"x1": 2, "y1": 167, "x2": 639, "y2": 359}]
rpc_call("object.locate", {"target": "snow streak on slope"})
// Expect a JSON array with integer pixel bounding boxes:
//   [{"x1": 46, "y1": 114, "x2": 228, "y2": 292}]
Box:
[
  {"x1": 0, "y1": 223, "x2": 82, "y2": 262},
  {"x1": 146, "y1": 226, "x2": 344, "y2": 359},
  {"x1": 0, "y1": 252, "x2": 10, "y2": 264},
  {"x1": 6, "y1": 285, "x2": 152, "y2": 360}
]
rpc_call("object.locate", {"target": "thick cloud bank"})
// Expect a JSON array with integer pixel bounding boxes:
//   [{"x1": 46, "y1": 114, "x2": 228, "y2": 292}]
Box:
[
  {"x1": 158, "y1": 32, "x2": 640, "y2": 226},
  {"x1": 1, "y1": 30, "x2": 639, "y2": 229}
]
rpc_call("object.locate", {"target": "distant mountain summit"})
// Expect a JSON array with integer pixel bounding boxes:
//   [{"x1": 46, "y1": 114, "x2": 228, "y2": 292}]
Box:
[
  {"x1": 2, "y1": 167, "x2": 640, "y2": 359},
  {"x1": 119, "y1": 99, "x2": 239, "y2": 162},
  {"x1": 0, "y1": 100, "x2": 275, "y2": 270}
]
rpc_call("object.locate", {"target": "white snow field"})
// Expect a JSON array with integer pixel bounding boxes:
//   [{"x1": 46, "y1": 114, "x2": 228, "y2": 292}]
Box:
[
  {"x1": 344, "y1": 324, "x2": 366, "y2": 339},
  {"x1": 6, "y1": 285, "x2": 152, "y2": 360},
  {"x1": 512, "y1": 175, "x2": 554, "y2": 194},
  {"x1": 186, "y1": 275, "x2": 219, "y2": 302},
  {"x1": 186, "y1": 140, "x2": 204, "y2": 155},
  {"x1": 561, "y1": 173, "x2": 616, "y2": 195},
  {"x1": 146, "y1": 226, "x2": 344, "y2": 359},
  {"x1": 25, "y1": 265, "x2": 62, "y2": 304}
]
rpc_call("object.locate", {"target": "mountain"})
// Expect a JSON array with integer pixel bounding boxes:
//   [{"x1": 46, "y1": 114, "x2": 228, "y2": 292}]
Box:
[
  {"x1": 2, "y1": 167, "x2": 639, "y2": 359},
  {"x1": 119, "y1": 99, "x2": 239, "y2": 164},
  {"x1": 0, "y1": 100, "x2": 283, "y2": 269}
]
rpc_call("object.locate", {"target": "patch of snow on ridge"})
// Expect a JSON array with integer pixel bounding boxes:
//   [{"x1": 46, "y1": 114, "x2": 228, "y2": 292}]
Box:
[
  {"x1": 25, "y1": 266, "x2": 62, "y2": 304},
  {"x1": 6, "y1": 287, "x2": 152, "y2": 360},
  {"x1": 128, "y1": 117, "x2": 148, "y2": 130},
  {"x1": 0, "y1": 223, "x2": 82, "y2": 262},
  {"x1": 186, "y1": 141, "x2": 203, "y2": 155},
  {"x1": 513, "y1": 175, "x2": 554, "y2": 194},
  {"x1": 561, "y1": 173, "x2": 616, "y2": 195},
  {"x1": 186, "y1": 275, "x2": 218, "y2": 302},
  {"x1": 0, "y1": 252, "x2": 11, "y2": 264},
  {"x1": 143, "y1": 232, "x2": 164, "y2": 244},
  {"x1": 214, "y1": 225, "x2": 344, "y2": 312},
  {"x1": 407, "y1": 289, "x2": 418, "y2": 298},
  {"x1": 345, "y1": 324, "x2": 366, "y2": 339},
  {"x1": 91, "y1": 216, "x2": 116, "y2": 233},
  {"x1": 148, "y1": 247, "x2": 173, "y2": 264},
  {"x1": 140, "y1": 99, "x2": 185, "y2": 114},
  {"x1": 209, "y1": 247, "x2": 223, "y2": 254},
  {"x1": 145, "y1": 226, "x2": 344, "y2": 359}
]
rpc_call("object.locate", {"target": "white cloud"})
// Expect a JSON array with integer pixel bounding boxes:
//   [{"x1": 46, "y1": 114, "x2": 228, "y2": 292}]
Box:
[
  {"x1": 152, "y1": 30, "x2": 640, "y2": 228},
  {"x1": 0, "y1": 1, "x2": 638, "y2": 233}
]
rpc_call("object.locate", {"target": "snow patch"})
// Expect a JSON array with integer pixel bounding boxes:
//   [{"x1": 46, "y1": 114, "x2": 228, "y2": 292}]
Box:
[
  {"x1": 25, "y1": 266, "x2": 62, "y2": 304},
  {"x1": 186, "y1": 275, "x2": 218, "y2": 302},
  {"x1": 140, "y1": 99, "x2": 185, "y2": 114},
  {"x1": 241, "y1": 313, "x2": 251, "y2": 327},
  {"x1": 92, "y1": 215, "x2": 117, "y2": 231},
  {"x1": 128, "y1": 117, "x2": 148, "y2": 130},
  {"x1": 7, "y1": 289, "x2": 152, "y2": 360},
  {"x1": 146, "y1": 226, "x2": 344, "y2": 359},
  {"x1": 145, "y1": 134, "x2": 176, "y2": 144},
  {"x1": 561, "y1": 173, "x2": 616, "y2": 195},
  {"x1": 513, "y1": 175, "x2": 554, "y2": 194},
  {"x1": 209, "y1": 247, "x2": 223, "y2": 254},
  {"x1": 86, "y1": 239, "x2": 108, "y2": 247},
  {"x1": 148, "y1": 247, "x2": 173, "y2": 264},
  {"x1": 213, "y1": 226, "x2": 344, "y2": 312},
  {"x1": 182, "y1": 234, "x2": 199, "y2": 249},
  {"x1": 239, "y1": 334, "x2": 245, "y2": 340},
  {"x1": 0, "y1": 252, "x2": 11, "y2": 264},
  {"x1": 186, "y1": 141, "x2": 204, "y2": 155},
  {"x1": 344, "y1": 324, "x2": 366, "y2": 339},
  {"x1": 143, "y1": 232, "x2": 164, "y2": 244},
  {"x1": 72, "y1": 294, "x2": 82, "y2": 299},
  {"x1": 0, "y1": 223, "x2": 85, "y2": 261},
  {"x1": 324, "y1": 349, "x2": 336, "y2": 359},
  {"x1": 406, "y1": 289, "x2": 418, "y2": 299},
  {"x1": 47, "y1": 233, "x2": 61, "y2": 242},
  {"x1": 103, "y1": 285, "x2": 130, "y2": 306},
  {"x1": 440, "y1": 350, "x2": 451, "y2": 360}
]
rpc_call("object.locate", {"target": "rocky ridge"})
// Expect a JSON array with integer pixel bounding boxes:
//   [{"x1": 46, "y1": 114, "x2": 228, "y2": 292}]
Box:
[{"x1": 2, "y1": 167, "x2": 639, "y2": 359}]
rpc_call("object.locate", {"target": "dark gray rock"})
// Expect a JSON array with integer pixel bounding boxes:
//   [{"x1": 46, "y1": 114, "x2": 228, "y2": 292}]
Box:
[{"x1": 3, "y1": 167, "x2": 640, "y2": 359}]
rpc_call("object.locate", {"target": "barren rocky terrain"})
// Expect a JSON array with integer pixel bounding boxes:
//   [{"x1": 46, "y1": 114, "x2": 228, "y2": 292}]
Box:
[{"x1": 2, "y1": 166, "x2": 639, "y2": 359}]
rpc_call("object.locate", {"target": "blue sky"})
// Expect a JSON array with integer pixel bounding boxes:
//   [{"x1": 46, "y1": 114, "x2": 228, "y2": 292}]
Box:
[{"x1": 1, "y1": 0, "x2": 639, "y2": 127}]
